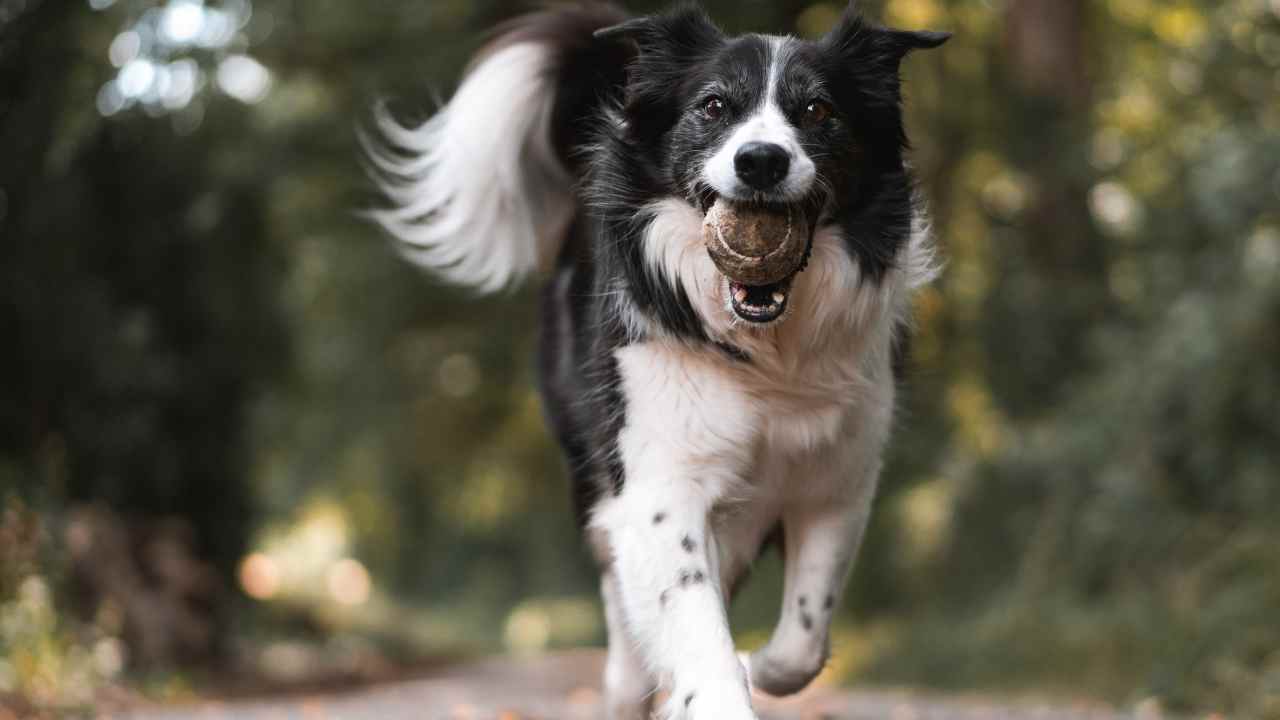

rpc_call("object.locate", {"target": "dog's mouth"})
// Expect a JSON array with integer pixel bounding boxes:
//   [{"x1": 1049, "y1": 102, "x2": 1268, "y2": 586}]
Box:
[
  {"x1": 698, "y1": 189, "x2": 812, "y2": 326},
  {"x1": 727, "y1": 276, "x2": 793, "y2": 324}
]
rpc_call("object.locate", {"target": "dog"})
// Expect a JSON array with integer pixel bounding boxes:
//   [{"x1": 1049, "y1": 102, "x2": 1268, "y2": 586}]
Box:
[{"x1": 364, "y1": 2, "x2": 948, "y2": 717}]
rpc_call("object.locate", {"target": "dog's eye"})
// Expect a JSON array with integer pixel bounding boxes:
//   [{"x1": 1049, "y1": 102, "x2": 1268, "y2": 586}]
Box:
[
  {"x1": 703, "y1": 96, "x2": 726, "y2": 121},
  {"x1": 802, "y1": 100, "x2": 832, "y2": 127}
]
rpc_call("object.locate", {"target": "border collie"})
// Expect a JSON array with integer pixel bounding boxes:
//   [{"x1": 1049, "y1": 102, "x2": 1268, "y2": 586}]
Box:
[{"x1": 365, "y1": 3, "x2": 948, "y2": 717}]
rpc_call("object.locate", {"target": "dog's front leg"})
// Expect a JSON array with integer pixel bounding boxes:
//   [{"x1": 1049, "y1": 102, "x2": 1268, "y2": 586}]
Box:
[
  {"x1": 593, "y1": 344, "x2": 760, "y2": 720},
  {"x1": 747, "y1": 429, "x2": 889, "y2": 697},
  {"x1": 598, "y1": 477, "x2": 754, "y2": 719}
]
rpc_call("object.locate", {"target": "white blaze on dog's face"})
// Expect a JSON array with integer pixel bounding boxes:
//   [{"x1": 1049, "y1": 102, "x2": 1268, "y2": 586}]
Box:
[
  {"x1": 702, "y1": 38, "x2": 817, "y2": 204},
  {"x1": 661, "y1": 32, "x2": 848, "y2": 218}
]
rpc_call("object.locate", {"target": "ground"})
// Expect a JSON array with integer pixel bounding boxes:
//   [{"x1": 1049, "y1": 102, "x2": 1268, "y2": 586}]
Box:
[{"x1": 102, "y1": 651, "x2": 1144, "y2": 720}]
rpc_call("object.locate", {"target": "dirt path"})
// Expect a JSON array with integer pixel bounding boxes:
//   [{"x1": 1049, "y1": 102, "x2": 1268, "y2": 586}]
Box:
[{"x1": 111, "y1": 650, "x2": 1138, "y2": 720}]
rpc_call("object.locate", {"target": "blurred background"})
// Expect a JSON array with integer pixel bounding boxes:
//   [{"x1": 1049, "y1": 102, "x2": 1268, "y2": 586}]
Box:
[{"x1": 2, "y1": 0, "x2": 1278, "y2": 716}]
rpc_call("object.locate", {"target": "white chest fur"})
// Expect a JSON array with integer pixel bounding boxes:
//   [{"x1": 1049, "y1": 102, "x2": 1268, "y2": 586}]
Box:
[{"x1": 638, "y1": 195, "x2": 926, "y2": 458}]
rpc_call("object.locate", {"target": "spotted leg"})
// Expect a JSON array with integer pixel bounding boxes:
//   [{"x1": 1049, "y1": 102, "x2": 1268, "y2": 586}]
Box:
[
  {"x1": 747, "y1": 463, "x2": 881, "y2": 697},
  {"x1": 593, "y1": 343, "x2": 760, "y2": 720}
]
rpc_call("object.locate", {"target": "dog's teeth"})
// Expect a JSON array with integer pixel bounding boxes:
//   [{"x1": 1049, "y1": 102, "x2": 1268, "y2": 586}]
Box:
[
  {"x1": 734, "y1": 288, "x2": 748, "y2": 303},
  {"x1": 772, "y1": 292, "x2": 786, "y2": 304}
]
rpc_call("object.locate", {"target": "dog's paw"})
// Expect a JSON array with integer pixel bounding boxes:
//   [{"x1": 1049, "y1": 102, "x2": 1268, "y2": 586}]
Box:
[
  {"x1": 662, "y1": 685, "x2": 757, "y2": 720},
  {"x1": 744, "y1": 643, "x2": 827, "y2": 698}
]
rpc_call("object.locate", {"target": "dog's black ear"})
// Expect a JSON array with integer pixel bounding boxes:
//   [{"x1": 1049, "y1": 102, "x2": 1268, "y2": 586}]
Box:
[
  {"x1": 593, "y1": 16, "x2": 650, "y2": 42},
  {"x1": 595, "y1": 5, "x2": 723, "y2": 141},
  {"x1": 823, "y1": 1, "x2": 950, "y2": 65},
  {"x1": 594, "y1": 4, "x2": 723, "y2": 59},
  {"x1": 886, "y1": 27, "x2": 952, "y2": 52}
]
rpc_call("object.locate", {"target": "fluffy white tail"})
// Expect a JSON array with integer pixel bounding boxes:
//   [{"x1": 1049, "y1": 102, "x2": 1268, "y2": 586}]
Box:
[{"x1": 363, "y1": 42, "x2": 575, "y2": 292}]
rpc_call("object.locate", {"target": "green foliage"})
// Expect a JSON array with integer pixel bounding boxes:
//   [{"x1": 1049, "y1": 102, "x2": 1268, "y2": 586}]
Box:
[
  {"x1": 0, "y1": 499, "x2": 118, "y2": 713},
  {"x1": 859, "y1": 0, "x2": 1280, "y2": 714}
]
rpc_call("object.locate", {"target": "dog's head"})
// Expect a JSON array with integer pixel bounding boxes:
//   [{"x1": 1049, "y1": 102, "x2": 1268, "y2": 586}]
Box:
[{"x1": 597, "y1": 2, "x2": 948, "y2": 327}]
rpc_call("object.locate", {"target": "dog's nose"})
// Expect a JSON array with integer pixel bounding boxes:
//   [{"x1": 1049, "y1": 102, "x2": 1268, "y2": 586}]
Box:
[{"x1": 734, "y1": 142, "x2": 791, "y2": 191}]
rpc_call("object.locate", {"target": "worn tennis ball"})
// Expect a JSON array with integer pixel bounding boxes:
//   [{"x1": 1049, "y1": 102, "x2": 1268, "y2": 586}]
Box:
[{"x1": 703, "y1": 199, "x2": 806, "y2": 286}]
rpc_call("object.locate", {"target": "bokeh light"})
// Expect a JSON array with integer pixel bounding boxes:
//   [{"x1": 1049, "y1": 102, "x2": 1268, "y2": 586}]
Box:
[
  {"x1": 216, "y1": 53, "x2": 271, "y2": 103},
  {"x1": 88, "y1": 0, "x2": 264, "y2": 116},
  {"x1": 503, "y1": 606, "x2": 551, "y2": 656},
  {"x1": 326, "y1": 558, "x2": 372, "y2": 607},
  {"x1": 238, "y1": 552, "x2": 280, "y2": 600}
]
